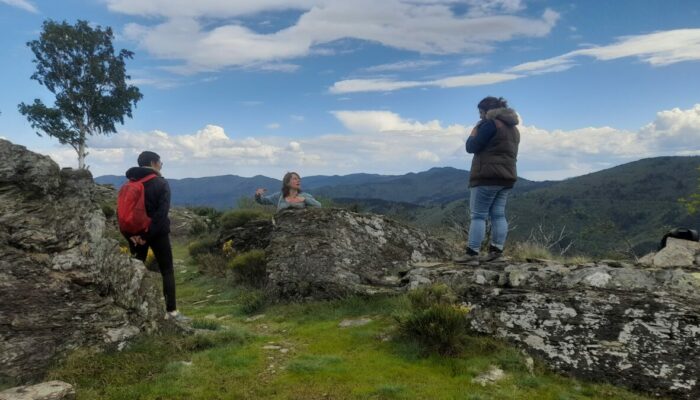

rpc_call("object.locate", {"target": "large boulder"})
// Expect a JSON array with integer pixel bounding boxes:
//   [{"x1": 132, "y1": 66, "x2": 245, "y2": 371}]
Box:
[
  {"x1": 407, "y1": 260, "x2": 700, "y2": 399},
  {"x1": 0, "y1": 140, "x2": 165, "y2": 383},
  {"x1": 639, "y1": 237, "x2": 700, "y2": 269},
  {"x1": 265, "y1": 208, "x2": 456, "y2": 299}
]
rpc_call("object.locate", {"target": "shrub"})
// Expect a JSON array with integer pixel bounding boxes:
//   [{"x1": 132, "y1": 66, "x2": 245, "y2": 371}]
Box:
[
  {"x1": 101, "y1": 203, "x2": 115, "y2": 219},
  {"x1": 219, "y1": 209, "x2": 271, "y2": 231},
  {"x1": 228, "y1": 250, "x2": 267, "y2": 288},
  {"x1": 238, "y1": 290, "x2": 268, "y2": 315},
  {"x1": 187, "y1": 237, "x2": 218, "y2": 258},
  {"x1": 188, "y1": 219, "x2": 208, "y2": 237},
  {"x1": 195, "y1": 253, "x2": 229, "y2": 276},
  {"x1": 397, "y1": 284, "x2": 470, "y2": 357}
]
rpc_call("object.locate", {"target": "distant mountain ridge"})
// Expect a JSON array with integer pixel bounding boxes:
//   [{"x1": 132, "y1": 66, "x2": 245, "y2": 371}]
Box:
[
  {"x1": 96, "y1": 156, "x2": 700, "y2": 256},
  {"x1": 95, "y1": 166, "x2": 550, "y2": 208}
]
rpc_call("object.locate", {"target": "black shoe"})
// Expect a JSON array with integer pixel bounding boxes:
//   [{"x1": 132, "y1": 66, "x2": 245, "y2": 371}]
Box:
[
  {"x1": 453, "y1": 249, "x2": 480, "y2": 265},
  {"x1": 482, "y1": 245, "x2": 505, "y2": 262}
]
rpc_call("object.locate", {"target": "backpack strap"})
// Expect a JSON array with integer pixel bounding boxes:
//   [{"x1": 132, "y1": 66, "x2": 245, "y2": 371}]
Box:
[{"x1": 136, "y1": 174, "x2": 158, "y2": 184}]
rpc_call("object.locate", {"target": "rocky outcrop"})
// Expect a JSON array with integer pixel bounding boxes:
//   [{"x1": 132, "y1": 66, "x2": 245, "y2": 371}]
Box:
[
  {"x1": 0, "y1": 140, "x2": 165, "y2": 383},
  {"x1": 0, "y1": 381, "x2": 74, "y2": 400},
  {"x1": 638, "y1": 237, "x2": 700, "y2": 269},
  {"x1": 405, "y1": 259, "x2": 700, "y2": 399},
  {"x1": 230, "y1": 207, "x2": 699, "y2": 397},
  {"x1": 258, "y1": 208, "x2": 455, "y2": 299}
]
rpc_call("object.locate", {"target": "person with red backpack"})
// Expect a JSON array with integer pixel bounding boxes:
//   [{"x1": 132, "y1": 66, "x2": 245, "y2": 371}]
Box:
[{"x1": 118, "y1": 151, "x2": 189, "y2": 323}]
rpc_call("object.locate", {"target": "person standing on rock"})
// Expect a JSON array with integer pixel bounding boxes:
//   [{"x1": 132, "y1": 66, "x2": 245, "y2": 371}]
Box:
[
  {"x1": 254, "y1": 171, "x2": 322, "y2": 211},
  {"x1": 454, "y1": 96, "x2": 520, "y2": 264},
  {"x1": 121, "y1": 151, "x2": 190, "y2": 323}
]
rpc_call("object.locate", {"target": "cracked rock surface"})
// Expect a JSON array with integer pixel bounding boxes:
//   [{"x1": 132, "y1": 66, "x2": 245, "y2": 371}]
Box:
[{"x1": 0, "y1": 139, "x2": 165, "y2": 383}]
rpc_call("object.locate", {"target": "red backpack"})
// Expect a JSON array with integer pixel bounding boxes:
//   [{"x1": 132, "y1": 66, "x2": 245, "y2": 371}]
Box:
[{"x1": 117, "y1": 174, "x2": 158, "y2": 235}]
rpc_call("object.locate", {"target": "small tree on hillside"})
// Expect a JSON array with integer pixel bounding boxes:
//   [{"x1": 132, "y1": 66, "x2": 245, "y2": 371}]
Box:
[
  {"x1": 18, "y1": 20, "x2": 142, "y2": 169},
  {"x1": 680, "y1": 166, "x2": 700, "y2": 214}
]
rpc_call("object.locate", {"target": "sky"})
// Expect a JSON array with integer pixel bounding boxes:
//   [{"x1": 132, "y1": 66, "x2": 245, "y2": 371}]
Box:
[{"x1": 0, "y1": 0, "x2": 699, "y2": 180}]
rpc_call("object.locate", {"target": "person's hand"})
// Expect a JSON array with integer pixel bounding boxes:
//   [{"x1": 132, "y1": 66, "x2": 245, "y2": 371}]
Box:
[
  {"x1": 470, "y1": 126, "x2": 478, "y2": 137},
  {"x1": 285, "y1": 195, "x2": 304, "y2": 203},
  {"x1": 255, "y1": 188, "x2": 267, "y2": 197},
  {"x1": 130, "y1": 236, "x2": 146, "y2": 246}
]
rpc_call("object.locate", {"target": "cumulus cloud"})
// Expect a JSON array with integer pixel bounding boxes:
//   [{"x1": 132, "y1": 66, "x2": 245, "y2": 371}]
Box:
[
  {"x1": 516, "y1": 104, "x2": 700, "y2": 179},
  {"x1": 112, "y1": 0, "x2": 558, "y2": 73},
  {"x1": 0, "y1": 0, "x2": 38, "y2": 13},
  {"x1": 40, "y1": 104, "x2": 700, "y2": 180}
]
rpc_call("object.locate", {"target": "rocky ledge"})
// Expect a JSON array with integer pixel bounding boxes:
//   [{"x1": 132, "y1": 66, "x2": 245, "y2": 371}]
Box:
[
  {"x1": 0, "y1": 139, "x2": 165, "y2": 383},
  {"x1": 226, "y1": 209, "x2": 700, "y2": 398}
]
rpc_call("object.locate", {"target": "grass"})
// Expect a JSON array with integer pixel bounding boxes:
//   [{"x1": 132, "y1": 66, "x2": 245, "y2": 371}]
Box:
[{"x1": 44, "y1": 242, "x2": 657, "y2": 400}]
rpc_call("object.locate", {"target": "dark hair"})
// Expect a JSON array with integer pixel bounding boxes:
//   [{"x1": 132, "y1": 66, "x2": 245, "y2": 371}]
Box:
[
  {"x1": 477, "y1": 96, "x2": 508, "y2": 112},
  {"x1": 281, "y1": 172, "x2": 301, "y2": 198},
  {"x1": 137, "y1": 151, "x2": 160, "y2": 167}
]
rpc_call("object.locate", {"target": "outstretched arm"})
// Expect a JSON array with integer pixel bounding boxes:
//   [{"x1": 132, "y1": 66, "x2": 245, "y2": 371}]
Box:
[{"x1": 255, "y1": 190, "x2": 281, "y2": 206}]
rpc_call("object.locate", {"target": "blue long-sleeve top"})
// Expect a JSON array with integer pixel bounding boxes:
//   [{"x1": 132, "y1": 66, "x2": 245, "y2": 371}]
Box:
[
  {"x1": 466, "y1": 119, "x2": 497, "y2": 154},
  {"x1": 255, "y1": 191, "x2": 322, "y2": 211}
]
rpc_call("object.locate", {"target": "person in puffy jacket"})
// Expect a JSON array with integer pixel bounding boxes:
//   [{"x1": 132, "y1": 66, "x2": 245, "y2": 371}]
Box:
[{"x1": 454, "y1": 96, "x2": 520, "y2": 264}]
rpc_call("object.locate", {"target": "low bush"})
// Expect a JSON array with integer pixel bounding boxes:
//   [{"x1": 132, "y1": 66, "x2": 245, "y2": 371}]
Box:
[
  {"x1": 220, "y1": 209, "x2": 271, "y2": 231},
  {"x1": 101, "y1": 203, "x2": 115, "y2": 219},
  {"x1": 397, "y1": 284, "x2": 470, "y2": 357},
  {"x1": 194, "y1": 253, "x2": 229, "y2": 276},
  {"x1": 238, "y1": 290, "x2": 268, "y2": 315},
  {"x1": 188, "y1": 219, "x2": 209, "y2": 237},
  {"x1": 187, "y1": 237, "x2": 218, "y2": 258},
  {"x1": 228, "y1": 250, "x2": 267, "y2": 288}
]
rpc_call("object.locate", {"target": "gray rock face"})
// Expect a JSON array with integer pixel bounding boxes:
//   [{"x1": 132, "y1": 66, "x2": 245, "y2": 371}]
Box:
[
  {"x1": 411, "y1": 261, "x2": 700, "y2": 399},
  {"x1": 0, "y1": 381, "x2": 74, "y2": 400},
  {"x1": 265, "y1": 208, "x2": 455, "y2": 299},
  {"x1": 651, "y1": 237, "x2": 700, "y2": 268},
  {"x1": 0, "y1": 140, "x2": 165, "y2": 383}
]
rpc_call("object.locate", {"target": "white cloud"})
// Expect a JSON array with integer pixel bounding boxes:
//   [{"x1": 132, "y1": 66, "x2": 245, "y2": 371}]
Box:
[
  {"x1": 329, "y1": 72, "x2": 521, "y2": 93},
  {"x1": 364, "y1": 60, "x2": 442, "y2": 72},
  {"x1": 461, "y1": 57, "x2": 483, "y2": 66},
  {"x1": 38, "y1": 104, "x2": 700, "y2": 180},
  {"x1": 0, "y1": 0, "x2": 38, "y2": 13},
  {"x1": 266, "y1": 123, "x2": 281, "y2": 129},
  {"x1": 417, "y1": 150, "x2": 440, "y2": 162},
  {"x1": 508, "y1": 29, "x2": 700, "y2": 74},
  {"x1": 113, "y1": 0, "x2": 559, "y2": 73},
  {"x1": 291, "y1": 115, "x2": 305, "y2": 122}
]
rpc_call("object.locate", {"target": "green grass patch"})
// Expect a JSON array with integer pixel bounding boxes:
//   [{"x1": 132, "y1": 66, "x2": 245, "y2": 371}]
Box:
[{"x1": 44, "y1": 243, "x2": 657, "y2": 400}]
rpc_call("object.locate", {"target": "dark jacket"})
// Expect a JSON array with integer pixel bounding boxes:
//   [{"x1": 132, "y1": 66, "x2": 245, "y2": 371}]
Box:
[
  {"x1": 125, "y1": 166, "x2": 171, "y2": 240},
  {"x1": 467, "y1": 107, "x2": 520, "y2": 188}
]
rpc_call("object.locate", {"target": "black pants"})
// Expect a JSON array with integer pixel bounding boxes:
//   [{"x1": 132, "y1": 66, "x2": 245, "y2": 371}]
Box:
[{"x1": 127, "y1": 234, "x2": 177, "y2": 312}]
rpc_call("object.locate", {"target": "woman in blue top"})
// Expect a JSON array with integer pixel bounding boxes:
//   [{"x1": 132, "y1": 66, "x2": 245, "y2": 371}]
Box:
[{"x1": 254, "y1": 171, "x2": 322, "y2": 211}]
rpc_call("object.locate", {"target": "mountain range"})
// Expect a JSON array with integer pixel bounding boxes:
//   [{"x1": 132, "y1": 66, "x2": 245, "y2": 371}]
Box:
[{"x1": 96, "y1": 156, "x2": 700, "y2": 256}]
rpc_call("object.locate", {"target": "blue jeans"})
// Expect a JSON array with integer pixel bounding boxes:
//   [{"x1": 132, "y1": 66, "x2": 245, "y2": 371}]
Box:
[{"x1": 468, "y1": 185, "x2": 511, "y2": 253}]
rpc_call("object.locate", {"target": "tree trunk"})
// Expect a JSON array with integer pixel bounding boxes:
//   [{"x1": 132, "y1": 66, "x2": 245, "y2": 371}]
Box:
[{"x1": 78, "y1": 130, "x2": 86, "y2": 169}]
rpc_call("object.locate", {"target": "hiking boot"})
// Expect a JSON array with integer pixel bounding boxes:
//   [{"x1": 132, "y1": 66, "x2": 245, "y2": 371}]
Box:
[
  {"x1": 482, "y1": 245, "x2": 505, "y2": 262},
  {"x1": 453, "y1": 249, "x2": 480, "y2": 265},
  {"x1": 165, "y1": 310, "x2": 192, "y2": 324}
]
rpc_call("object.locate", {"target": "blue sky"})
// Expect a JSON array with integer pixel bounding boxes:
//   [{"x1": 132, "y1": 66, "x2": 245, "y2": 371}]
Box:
[{"x1": 1, "y1": 0, "x2": 699, "y2": 180}]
